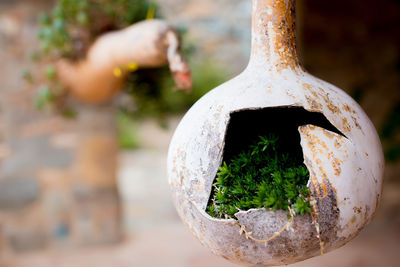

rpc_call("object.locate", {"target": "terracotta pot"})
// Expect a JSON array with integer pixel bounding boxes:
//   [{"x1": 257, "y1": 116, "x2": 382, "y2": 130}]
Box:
[
  {"x1": 167, "y1": 0, "x2": 384, "y2": 266},
  {"x1": 56, "y1": 19, "x2": 191, "y2": 104}
]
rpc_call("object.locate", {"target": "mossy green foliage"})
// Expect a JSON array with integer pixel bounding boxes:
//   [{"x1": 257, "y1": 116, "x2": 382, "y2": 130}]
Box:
[{"x1": 207, "y1": 135, "x2": 312, "y2": 219}]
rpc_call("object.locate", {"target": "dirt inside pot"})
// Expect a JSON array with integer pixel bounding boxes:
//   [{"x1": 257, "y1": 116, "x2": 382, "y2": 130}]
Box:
[{"x1": 206, "y1": 106, "x2": 345, "y2": 219}]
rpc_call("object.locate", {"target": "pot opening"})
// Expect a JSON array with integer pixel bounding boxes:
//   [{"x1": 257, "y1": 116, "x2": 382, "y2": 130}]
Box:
[{"x1": 206, "y1": 106, "x2": 345, "y2": 219}]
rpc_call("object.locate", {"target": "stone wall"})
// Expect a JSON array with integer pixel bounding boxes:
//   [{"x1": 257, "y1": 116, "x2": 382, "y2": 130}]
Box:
[
  {"x1": 0, "y1": 1, "x2": 121, "y2": 254},
  {"x1": 0, "y1": 93, "x2": 121, "y2": 252}
]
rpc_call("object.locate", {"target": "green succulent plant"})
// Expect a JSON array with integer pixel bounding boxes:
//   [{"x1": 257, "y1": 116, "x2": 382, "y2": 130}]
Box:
[{"x1": 207, "y1": 134, "x2": 312, "y2": 219}]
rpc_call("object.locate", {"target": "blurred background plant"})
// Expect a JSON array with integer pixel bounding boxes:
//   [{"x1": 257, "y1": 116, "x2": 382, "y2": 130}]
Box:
[{"x1": 25, "y1": 0, "x2": 228, "y2": 149}]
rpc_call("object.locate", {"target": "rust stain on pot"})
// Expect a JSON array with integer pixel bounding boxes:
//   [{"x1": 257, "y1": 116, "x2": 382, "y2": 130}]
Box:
[
  {"x1": 272, "y1": 0, "x2": 300, "y2": 71},
  {"x1": 342, "y1": 104, "x2": 356, "y2": 114},
  {"x1": 334, "y1": 140, "x2": 342, "y2": 149},
  {"x1": 301, "y1": 84, "x2": 345, "y2": 122},
  {"x1": 304, "y1": 84, "x2": 320, "y2": 99},
  {"x1": 302, "y1": 84, "x2": 326, "y2": 113},
  {"x1": 305, "y1": 95, "x2": 323, "y2": 111},
  {"x1": 327, "y1": 103, "x2": 341, "y2": 115},
  {"x1": 321, "y1": 128, "x2": 335, "y2": 139},
  {"x1": 310, "y1": 179, "x2": 340, "y2": 247},
  {"x1": 253, "y1": 0, "x2": 300, "y2": 72},
  {"x1": 332, "y1": 158, "x2": 342, "y2": 176},
  {"x1": 300, "y1": 125, "x2": 345, "y2": 202},
  {"x1": 342, "y1": 117, "x2": 351, "y2": 132},
  {"x1": 321, "y1": 182, "x2": 328, "y2": 197},
  {"x1": 351, "y1": 116, "x2": 365, "y2": 135},
  {"x1": 353, "y1": 206, "x2": 362, "y2": 214},
  {"x1": 318, "y1": 89, "x2": 341, "y2": 115}
]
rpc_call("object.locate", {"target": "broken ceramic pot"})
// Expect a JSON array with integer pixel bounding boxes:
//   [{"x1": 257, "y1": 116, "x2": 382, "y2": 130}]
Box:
[{"x1": 167, "y1": 0, "x2": 384, "y2": 266}]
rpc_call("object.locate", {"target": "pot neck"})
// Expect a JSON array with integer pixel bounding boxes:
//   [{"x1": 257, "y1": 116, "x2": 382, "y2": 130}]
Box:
[{"x1": 248, "y1": 0, "x2": 301, "y2": 71}]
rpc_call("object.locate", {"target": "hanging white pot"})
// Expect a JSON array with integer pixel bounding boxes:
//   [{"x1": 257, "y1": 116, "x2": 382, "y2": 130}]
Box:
[{"x1": 167, "y1": 0, "x2": 384, "y2": 266}]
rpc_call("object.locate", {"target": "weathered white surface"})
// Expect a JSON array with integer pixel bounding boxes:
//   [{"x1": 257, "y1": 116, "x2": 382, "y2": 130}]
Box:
[{"x1": 168, "y1": 0, "x2": 384, "y2": 266}]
